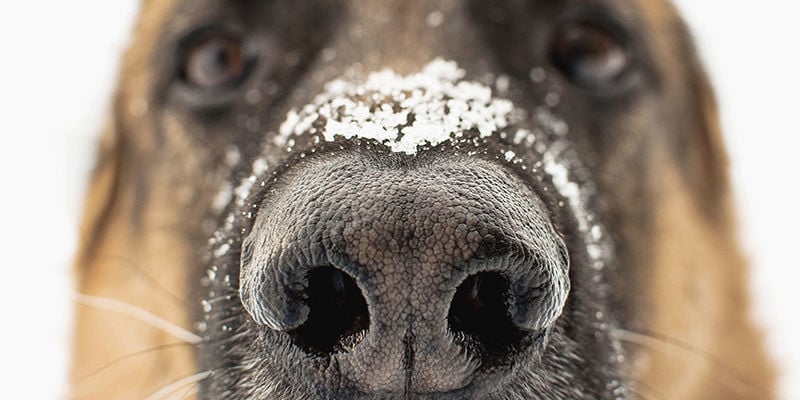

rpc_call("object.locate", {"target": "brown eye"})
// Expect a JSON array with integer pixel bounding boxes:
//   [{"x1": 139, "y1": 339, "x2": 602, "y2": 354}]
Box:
[
  {"x1": 182, "y1": 34, "x2": 252, "y2": 89},
  {"x1": 550, "y1": 20, "x2": 631, "y2": 90}
]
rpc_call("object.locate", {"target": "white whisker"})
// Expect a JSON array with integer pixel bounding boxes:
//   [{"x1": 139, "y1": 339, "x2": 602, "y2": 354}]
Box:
[
  {"x1": 610, "y1": 328, "x2": 688, "y2": 363},
  {"x1": 74, "y1": 293, "x2": 202, "y2": 344},
  {"x1": 144, "y1": 371, "x2": 213, "y2": 400},
  {"x1": 628, "y1": 381, "x2": 665, "y2": 400},
  {"x1": 611, "y1": 328, "x2": 754, "y2": 397}
]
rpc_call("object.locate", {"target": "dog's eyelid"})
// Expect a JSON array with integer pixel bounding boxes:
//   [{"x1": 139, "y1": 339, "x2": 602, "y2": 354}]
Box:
[
  {"x1": 549, "y1": 12, "x2": 637, "y2": 89},
  {"x1": 182, "y1": 35, "x2": 250, "y2": 87},
  {"x1": 168, "y1": 24, "x2": 281, "y2": 110}
]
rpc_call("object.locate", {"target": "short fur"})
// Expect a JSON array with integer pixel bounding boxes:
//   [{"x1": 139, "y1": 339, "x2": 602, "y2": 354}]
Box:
[{"x1": 71, "y1": 0, "x2": 775, "y2": 399}]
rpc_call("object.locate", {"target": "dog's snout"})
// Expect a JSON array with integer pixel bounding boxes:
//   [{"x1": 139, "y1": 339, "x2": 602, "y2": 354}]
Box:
[{"x1": 239, "y1": 155, "x2": 569, "y2": 393}]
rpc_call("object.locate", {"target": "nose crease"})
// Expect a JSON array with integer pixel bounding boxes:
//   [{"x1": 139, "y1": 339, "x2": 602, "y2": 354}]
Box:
[{"x1": 403, "y1": 325, "x2": 415, "y2": 398}]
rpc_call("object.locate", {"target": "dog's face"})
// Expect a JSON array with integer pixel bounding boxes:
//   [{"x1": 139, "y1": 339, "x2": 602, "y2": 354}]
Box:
[{"x1": 71, "y1": 0, "x2": 774, "y2": 399}]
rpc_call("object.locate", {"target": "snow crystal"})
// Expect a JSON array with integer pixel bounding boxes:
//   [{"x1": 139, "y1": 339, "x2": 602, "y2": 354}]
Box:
[
  {"x1": 226, "y1": 156, "x2": 271, "y2": 212},
  {"x1": 212, "y1": 181, "x2": 233, "y2": 213},
  {"x1": 426, "y1": 11, "x2": 444, "y2": 27},
  {"x1": 275, "y1": 58, "x2": 516, "y2": 155},
  {"x1": 225, "y1": 146, "x2": 242, "y2": 166},
  {"x1": 213, "y1": 243, "x2": 231, "y2": 258},
  {"x1": 246, "y1": 88, "x2": 263, "y2": 105},
  {"x1": 234, "y1": 176, "x2": 257, "y2": 205},
  {"x1": 252, "y1": 158, "x2": 268, "y2": 176},
  {"x1": 545, "y1": 91, "x2": 561, "y2": 107},
  {"x1": 541, "y1": 146, "x2": 608, "y2": 271},
  {"x1": 529, "y1": 67, "x2": 547, "y2": 83},
  {"x1": 496, "y1": 74, "x2": 510, "y2": 93}
]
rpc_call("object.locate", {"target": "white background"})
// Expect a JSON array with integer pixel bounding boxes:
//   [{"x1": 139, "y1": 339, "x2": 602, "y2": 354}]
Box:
[{"x1": 0, "y1": 1, "x2": 797, "y2": 398}]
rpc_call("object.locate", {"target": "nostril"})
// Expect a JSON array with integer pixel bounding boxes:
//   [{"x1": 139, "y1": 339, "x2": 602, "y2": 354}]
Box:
[
  {"x1": 448, "y1": 272, "x2": 526, "y2": 360},
  {"x1": 289, "y1": 266, "x2": 369, "y2": 355}
]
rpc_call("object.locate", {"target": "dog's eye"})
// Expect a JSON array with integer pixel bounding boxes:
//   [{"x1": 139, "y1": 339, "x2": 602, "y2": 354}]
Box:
[
  {"x1": 181, "y1": 34, "x2": 252, "y2": 90},
  {"x1": 550, "y1": 19, "x2": 631, "y2": 90}
]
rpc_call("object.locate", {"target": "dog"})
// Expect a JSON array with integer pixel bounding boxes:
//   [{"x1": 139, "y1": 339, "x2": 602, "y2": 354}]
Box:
[{"x1": 70, "y1": 0, "x2": 776, "y2": 399}]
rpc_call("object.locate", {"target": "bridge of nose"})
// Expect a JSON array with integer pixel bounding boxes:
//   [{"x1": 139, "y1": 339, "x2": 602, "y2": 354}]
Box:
[
  {"x1": 338, "y1": 172, "x2": 485, "y2": 301},
  {"x1": 324, "y1": 161, "x2": 499, "y2": 393},
  {"x1": 302, "y1": 157, "x2": 526, "y2": 287},
  {"x1": 326, "y1": 0, "x2": 490, "y2": 75}
]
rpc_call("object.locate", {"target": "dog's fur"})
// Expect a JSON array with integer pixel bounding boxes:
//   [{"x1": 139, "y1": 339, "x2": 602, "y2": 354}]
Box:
[{"x1": 71, "y1": 0, "x2": 775, "y2": 399}]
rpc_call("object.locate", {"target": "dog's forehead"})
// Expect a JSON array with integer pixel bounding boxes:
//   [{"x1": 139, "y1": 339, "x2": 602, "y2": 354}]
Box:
[
  {"x1": 314, "y1": 0, "x2": 492, "y2": 75},
  {"x1": 155, "y1": 0, "x2": 491, "y2": 74}
]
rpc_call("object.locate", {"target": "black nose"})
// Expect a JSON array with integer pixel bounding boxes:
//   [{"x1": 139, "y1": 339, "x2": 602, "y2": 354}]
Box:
[{"x1": 239, "y1": 155, "x2": 569, "y2": 394}]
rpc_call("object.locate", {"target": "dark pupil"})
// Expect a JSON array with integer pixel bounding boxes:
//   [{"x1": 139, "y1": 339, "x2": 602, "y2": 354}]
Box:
[
  {"x1": 552, "y1": 22, "x2": 628, "y2": 88},
  {"x1": 187, "y1": 37, "x2": 244, "y2": 88}
]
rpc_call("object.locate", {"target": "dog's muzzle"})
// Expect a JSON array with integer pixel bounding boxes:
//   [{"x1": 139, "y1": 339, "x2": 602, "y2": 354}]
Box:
[{"x1": 225, "y1": 60, "x2": 569, "y2": 393}]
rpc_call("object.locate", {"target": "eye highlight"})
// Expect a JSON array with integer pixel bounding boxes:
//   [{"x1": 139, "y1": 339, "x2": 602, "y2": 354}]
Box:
[
  {"x1": 549, "y1": 18, "x2": 631, "y2": 90},
  {"x1": 181, "y1": 32, "x2": 254, "y2": 90}
]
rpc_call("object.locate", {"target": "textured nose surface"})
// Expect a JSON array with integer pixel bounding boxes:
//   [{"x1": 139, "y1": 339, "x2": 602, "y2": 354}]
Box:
[{"x1": 240, "y1": 154, "x2": 570, "y2": 394}]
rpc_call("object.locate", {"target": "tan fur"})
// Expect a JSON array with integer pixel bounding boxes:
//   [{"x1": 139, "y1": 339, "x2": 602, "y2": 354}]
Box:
[
  {"x1": 69, "y1": 1, "x2": 199, "y2": 399},
  {"x1": 630, "y1": 2, "x2": 775, "y2": 397},
  {"x1": 632, "y1": 156, "x2": 775, "y2": 400}
]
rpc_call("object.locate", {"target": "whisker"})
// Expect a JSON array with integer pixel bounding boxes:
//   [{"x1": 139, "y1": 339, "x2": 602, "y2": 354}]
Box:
[
  {"x1": 626, "y1": 387, "x2": 652, "y2": 400},
  {"x1": 78, "y1": 342, "x2": 194, "y2": 381},
  {"x1": 628, "y1": 380, "x2": 665, "y2": 400},
  {"x1": 180, "y1": 382, "x2": 202, "y2": 399},
  {"x1": 611, "y1": 328, "x2": 759, "y2": 397},
  {"x1": 95, "y1": 253, "x2": 191, "y2": 308},
  {"x1": 144, "y1": 371, "x2": 213, "y2": 400},
  {"x1": 74, "y1": 293, "x2": 202, "y2": 344}
]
